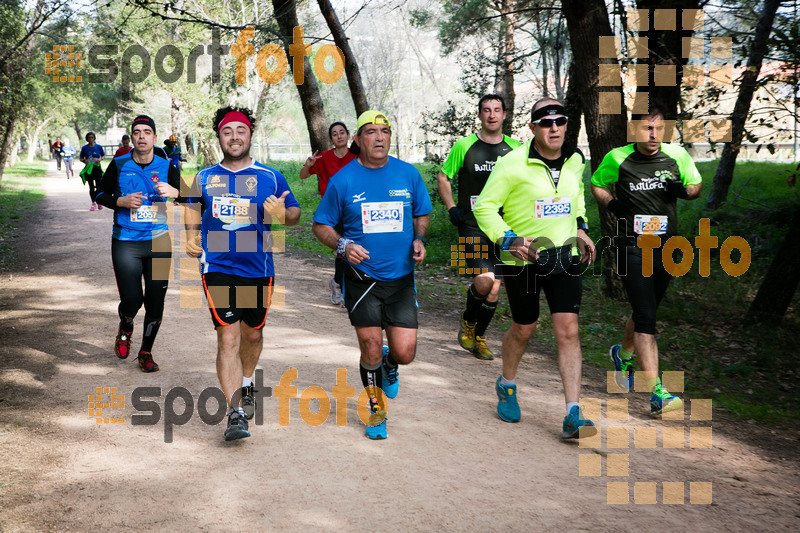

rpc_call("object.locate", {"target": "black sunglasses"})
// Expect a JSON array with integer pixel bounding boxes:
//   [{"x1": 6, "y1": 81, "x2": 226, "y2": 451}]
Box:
[{"x1": 533, "y1": 116, "x2": 568, "y2": 128}]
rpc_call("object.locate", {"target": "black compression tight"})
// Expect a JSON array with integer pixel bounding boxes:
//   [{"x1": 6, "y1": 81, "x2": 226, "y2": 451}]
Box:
[{"x1": 112, "y1": 235, "x2": 172, "y2": 321}]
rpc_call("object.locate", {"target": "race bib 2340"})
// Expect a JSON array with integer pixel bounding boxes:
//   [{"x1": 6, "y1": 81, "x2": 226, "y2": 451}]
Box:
[{"x1": 361, "y1": 201, "x2": 403, "y2": 233}]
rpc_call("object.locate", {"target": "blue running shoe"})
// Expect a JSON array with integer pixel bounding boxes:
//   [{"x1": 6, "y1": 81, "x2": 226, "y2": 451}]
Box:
[
  {"x1": 650, "y1": 387, "x2": 683, "y2": 416},
  {"x1": 562, "y1": 405, "x2": 597, "y2": 439},
  {"x1": 381, "y1": 344, "x2": 398, "y2": 399},
  {"x1": 224, "y1": 410, "x2": 250, "y2": 441},
  {"x1": 495, "y1": 377, "x2": 521, "y2": 422},
  {"x1": 609, "y1": 344, "x2": 633, "y2": 392},
  {"x1": 365, "y1": 409, "x2": 387, "y2": 440}
]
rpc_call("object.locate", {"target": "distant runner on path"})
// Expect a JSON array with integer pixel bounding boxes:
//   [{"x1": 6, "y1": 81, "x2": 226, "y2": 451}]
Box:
[
  {"x1": 62, "y1": 138, "x2": 76, "y2": 180},
  {"x1": 79, "y1": 131, "x2": 105, "y2": 211}
]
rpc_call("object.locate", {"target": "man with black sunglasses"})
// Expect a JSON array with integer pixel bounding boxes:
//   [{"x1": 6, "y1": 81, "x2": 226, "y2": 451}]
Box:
[{"x1": 474, "y1": 98, "x2": 597, "y2": 439}]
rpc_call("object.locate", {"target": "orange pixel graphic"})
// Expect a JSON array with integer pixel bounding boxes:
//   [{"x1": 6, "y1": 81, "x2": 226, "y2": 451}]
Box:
[
  {"x1": 578, "y1": 371, "x2": 713, "y2": 505},
  {"x1": 46, "y1": 44, "x2": 82, "y2": 83},
  {"x1": 450, "y1": 236, "x2": 490, "y2": 275},
  {"x1": 88, "y1": 386, "x2": 125, "y2": 424},
  {"x1": 597, "y1": 8, "x2": 731, "y2": 142}
]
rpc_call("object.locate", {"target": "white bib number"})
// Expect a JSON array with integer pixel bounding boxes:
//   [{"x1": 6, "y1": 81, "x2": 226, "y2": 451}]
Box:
[
  {"x1": 361, "y1": 201, "x2": 403, "y2": 233},
  {"x1": 130, "y1": 205, "x2": 157, "y2": 223},
  {"x1": 634, "y1": 214, "x2": 668, "y2": 235},
  {"x1": 534, "y1": 197, "x2": 571, "y2": 219},
  {"x1": 470, "y1": 195, "x2": 479, "y2": 212},
  {"x1": 213, "y1": 196, "x2": 251, "y2": 224}
]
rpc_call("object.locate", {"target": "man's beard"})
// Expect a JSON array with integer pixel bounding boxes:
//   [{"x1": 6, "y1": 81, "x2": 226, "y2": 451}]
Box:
[{"x1": 223, "y1": 146, "x2": 250, "y2": 161}]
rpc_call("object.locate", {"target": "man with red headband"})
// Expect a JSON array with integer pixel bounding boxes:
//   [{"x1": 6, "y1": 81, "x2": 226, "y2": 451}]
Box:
[{"x1": 185, "y1": 106, "x2": 301, "y2": 441}]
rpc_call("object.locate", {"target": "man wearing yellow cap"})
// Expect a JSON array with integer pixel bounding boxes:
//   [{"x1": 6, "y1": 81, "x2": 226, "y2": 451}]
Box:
[{"x1": 313, "y1": 110, "x2": 433, "y2": 440}]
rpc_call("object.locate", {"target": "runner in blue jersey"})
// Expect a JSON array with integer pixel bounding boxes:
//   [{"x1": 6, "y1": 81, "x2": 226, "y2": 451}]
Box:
[
  {"x1": 96, "y1": 115, "x2": 181, "y2": 372},
  {"x1": 79, "y1": 131, "x2": 106, "y2": 211},
  {"x1": 313, "y1": 110, "x2": 432, "y2": 440},
  {"x1": 185, "y1": 106, "x2": 301, "y2": 442}
]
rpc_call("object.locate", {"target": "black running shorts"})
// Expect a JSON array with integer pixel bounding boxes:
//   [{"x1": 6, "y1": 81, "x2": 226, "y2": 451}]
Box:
[
  {"x1": 201, "y1": 272, "x2": 274, "y2": 329},
  {"x1": 342, "y1": 264, "x2": 418, "y2": 329},
  {"x1": 458, "y1": 224, "x2": 503, "y2": 276},
  {"x1": 501, "y1": 261, "x2": 582, "y2": 325},
  {"x1": 616, "y1": 244, "x2": 672, "y2": 335}
]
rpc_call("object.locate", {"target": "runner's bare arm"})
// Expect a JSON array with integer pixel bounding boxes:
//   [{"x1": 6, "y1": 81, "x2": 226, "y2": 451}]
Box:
[
  {"x1": 436, "y1": 171, "x2": 456, "y2": 210},
  {"x1": 312, "y1": 222, "x2": 369, "y2": 264},
  {"x1": 686, "y1": 183, "x2": 702, "y2": 200},
  {"x1": 299, "y1": 151, "x2": 320, "y2": 180},
  {"x1": 184, "y1": 203, "x2": 202, "y2": 257},
  {"x1": 412, "y1": 214, "x2": 430, "y2": 265},
  {"x1": 590, "y1": 184, "x2": 614, "y2": 207},
  {"x1": 283, "y1": 206, "x2": 301, "y2": 226},
  {"x1": 312, "y1": 221, "x2": 340, "y2": 250}
]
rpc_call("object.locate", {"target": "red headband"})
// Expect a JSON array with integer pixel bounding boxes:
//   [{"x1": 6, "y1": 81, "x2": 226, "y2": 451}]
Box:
[{"x1": 218, "y1": 111, "x2": 253, "y2": 131}]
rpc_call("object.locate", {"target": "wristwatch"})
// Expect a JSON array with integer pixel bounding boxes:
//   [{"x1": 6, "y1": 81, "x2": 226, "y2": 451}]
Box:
[{"x1": 577, "y1": 217, "x2": 589, "y2": 232}]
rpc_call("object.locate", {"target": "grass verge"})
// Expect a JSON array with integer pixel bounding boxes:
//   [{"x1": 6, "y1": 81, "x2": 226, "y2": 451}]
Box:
[{"x1": 0, "y1": 162, "x2": 47, "y2": 271}]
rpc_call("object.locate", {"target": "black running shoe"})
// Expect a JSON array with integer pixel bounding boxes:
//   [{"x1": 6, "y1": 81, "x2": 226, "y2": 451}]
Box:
[
  {"x1": 242, "y1": 385, "x2": 256, "y2": 420},
  {"x1": 224, "y1": 410, "x2": 250, "y2": 441}
]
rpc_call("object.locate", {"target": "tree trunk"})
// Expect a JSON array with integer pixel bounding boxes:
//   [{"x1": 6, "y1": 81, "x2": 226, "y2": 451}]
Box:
[
  {"x1": 0, "y1": 117, "x2": 17, "y2": 183},
  {"x1": 272, "y1": 0, "x2": 329, "y2": 154},
  {"x1": 635, "y1": 0, "x2": 699, "y2": 119},
  {"x1": 706, "y1": 0, "x2": 782, "y2": 210},
  {"x1": 316, "y1": 0, "x2": 369, "y2": 116},
  {"x1": 27, "y1": 117, "x2": 53, "y2": 162},
  {"x1": 563, "y1": 0, "x2": 628, "y2": 299},
  {"x1": 171, "y1": 96, "x2": 179, "y2": 140},
  {"x1": 495, "y1": 0, "x2": 516, "y2": 136},
  {"x1": 563, "y1": 59, "x2": 582, "y2": 148},
  {"x1": 73, "y1": 121, "x2": 82, "y2": 144},
  {"x1": 746, "y1": 205, "x2": 800, "y2": 323}
]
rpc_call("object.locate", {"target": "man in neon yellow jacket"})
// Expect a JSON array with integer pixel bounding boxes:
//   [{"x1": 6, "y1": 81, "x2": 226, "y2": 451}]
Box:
[{"x1": 474, "y1": 98, "x2": 597, "y2": 439}]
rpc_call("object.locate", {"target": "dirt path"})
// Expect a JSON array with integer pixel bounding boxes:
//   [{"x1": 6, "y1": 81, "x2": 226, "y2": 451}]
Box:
[{"x1": 1, "y1": 163, "x2": 798, "y2": 531}]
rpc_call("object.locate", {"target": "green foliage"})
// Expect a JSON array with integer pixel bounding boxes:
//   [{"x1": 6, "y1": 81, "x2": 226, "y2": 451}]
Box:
[
  {"x1": 264, "y1": 159, "x2": 331, "y2": 258},
  {"x1": 0, "y1": 163, "x2": 46, "y2": 271}
]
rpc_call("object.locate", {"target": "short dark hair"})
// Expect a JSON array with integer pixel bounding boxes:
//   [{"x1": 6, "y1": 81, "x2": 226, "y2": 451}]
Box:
[
  {"x1": 328, "y1": 122, "x2": 348, "y2": 138},
  {"x1": 478, "y1": 94, "x2": 506, "y2": 112},
  {"x1": 85, "y1": 131, "x2": 95, "y2": 141},
  {"x1": 212, "y1": 106, "x2": 257, "y2": 135},
  {"x1": 122, "y1": 134, "x2": 130, "y2": 141},
  {"x1": 631, "y1": 100, "x2": 669, "y2": 121}
]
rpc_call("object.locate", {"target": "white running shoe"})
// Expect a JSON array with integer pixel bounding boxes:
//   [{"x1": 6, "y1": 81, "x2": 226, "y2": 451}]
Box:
[{"x1": 329, "y1": 278, "x2": 344, "y2": 306}]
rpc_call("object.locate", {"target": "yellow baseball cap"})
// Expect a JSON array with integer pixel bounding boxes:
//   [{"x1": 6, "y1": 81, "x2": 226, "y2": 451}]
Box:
[{"x1": 356, "y1": 110, "x2": 391, "y2": 133}]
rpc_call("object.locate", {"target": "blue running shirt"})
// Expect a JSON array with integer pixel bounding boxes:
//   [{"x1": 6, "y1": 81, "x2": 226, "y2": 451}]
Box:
[
  {"x1": 313, "y1": 157, "x2": 432, "y2": 281},
  {"x1": 96, "y1": 152, "x2": 178, "y2": 241},
  {"x1": 186, "y1": 159, "x2": 299, "y2": 278},
  {"x1": 80, "y1": 144, "x2": 105, "y2": 160}
]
